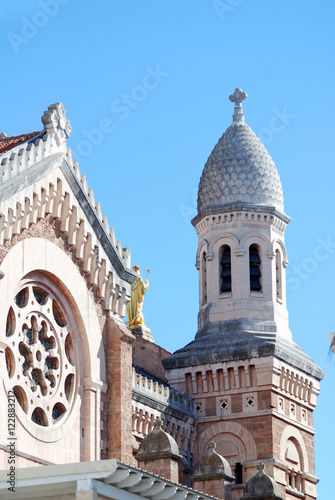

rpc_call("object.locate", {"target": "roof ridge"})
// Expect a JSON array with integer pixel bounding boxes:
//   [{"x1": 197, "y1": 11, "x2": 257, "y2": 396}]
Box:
[
  {"x1": 0, "y1": 130, "x2": 42, "y2": 156},
  {"x1": 0, "y1": 102, "x2": 133, "y2": 272}
]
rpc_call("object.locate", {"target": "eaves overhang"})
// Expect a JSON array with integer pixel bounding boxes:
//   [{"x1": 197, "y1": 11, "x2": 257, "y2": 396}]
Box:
[
  {"x1": 0, "y1": 459, "x2": 219, "y2": 500},
  {"x1": 192, "y1": 202, "x2": 290, "y2": 227}
]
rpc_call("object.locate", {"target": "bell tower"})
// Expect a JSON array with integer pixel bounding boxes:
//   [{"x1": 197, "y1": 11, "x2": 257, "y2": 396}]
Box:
[
  {"x1": 194, "y1": 88, "x2": 291, "y2": 343},
  {"x1": 163, "y1": 90, "x2": 323, "y2": 500}
]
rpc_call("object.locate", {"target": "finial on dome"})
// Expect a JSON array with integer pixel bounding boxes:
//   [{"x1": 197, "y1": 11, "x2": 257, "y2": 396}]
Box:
[
  {"x1": 207, "y1": 441, "x2": 216, "y2": 450},
  {"x1": 257, "y1": 462, "x2": 265, "y2": 472},
  {"x1": 229, "y1": 88, "x2": 248, "y2": 125},
  {"x1": 153, "y1": 418, "x2": 163, "y2": 430}
]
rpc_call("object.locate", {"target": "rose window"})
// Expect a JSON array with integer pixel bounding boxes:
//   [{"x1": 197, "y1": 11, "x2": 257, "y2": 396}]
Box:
[{"x1": 5, "y1": 283, "x2": 77, "y2": 427}]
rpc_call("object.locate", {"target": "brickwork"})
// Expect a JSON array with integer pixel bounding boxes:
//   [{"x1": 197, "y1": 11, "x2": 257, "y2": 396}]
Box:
[
  {"x1": 193, "y1": 479, "x2": 227, "y2": 499},
  {"x1": 138, "y1": 457, "x2": 179, "y2": 482},
  {"x1": 205, "y1": 397, "x2": 217, "y2": 416},
  {"x1": 133, "y1": 335, "x2": 171, "y2": 382},
  {"x1": 105, "y1": 316, "x2": 135, "y2": 465},
  {"x1": 196, "y1": 413, "x2": 274, "y2": 462},
  {"x1": 166, "y1": 352, "x2": 321, "y2": 499}
]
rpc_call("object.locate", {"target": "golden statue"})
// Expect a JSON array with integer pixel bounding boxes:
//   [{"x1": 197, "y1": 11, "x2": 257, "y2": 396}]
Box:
[{"x1": 126, "y1": 265, "x2": 150, "y2": 331}]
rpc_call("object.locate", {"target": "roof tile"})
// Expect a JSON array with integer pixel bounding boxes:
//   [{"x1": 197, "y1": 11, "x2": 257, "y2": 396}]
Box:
[{"x1": 0, "y1": 131, "x2": 42, "y2": 156}]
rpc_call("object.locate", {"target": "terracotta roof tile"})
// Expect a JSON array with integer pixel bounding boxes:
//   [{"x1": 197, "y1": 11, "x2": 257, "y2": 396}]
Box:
[{"x1": 0, "y1": 131, "x2": 42, "y2": 157}]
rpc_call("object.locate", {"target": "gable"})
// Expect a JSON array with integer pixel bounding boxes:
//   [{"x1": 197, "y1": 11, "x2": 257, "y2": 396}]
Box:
[{"x1": 0, "y1": 103, "x2": 135, "y2": 318}]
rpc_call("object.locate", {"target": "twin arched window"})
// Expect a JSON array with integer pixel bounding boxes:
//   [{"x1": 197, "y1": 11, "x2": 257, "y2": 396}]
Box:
[
  {"x1": 218, "y1": 243, "x2": 262, "y2": 294},
  {"x1": 200, "y1": 242, "x2": 267, "y2": 297}
]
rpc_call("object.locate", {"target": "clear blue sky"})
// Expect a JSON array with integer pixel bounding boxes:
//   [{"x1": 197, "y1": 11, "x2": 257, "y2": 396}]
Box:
[{"x1": 2, "y1": 1, "x2": 335, "y2": 497}]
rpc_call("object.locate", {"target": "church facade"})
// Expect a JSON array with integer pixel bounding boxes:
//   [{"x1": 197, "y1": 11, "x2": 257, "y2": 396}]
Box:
[{"x1": 0, "y1": 93, "x2": 323, "y2": 500}]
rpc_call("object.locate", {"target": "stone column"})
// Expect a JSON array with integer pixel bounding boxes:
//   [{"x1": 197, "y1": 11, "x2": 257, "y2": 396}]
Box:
[{"x1": 83, "y1": 377, "x2": 106, "y2": 461}]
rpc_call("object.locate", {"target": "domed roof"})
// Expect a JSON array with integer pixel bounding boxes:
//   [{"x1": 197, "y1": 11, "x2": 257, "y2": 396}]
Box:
[
  {"x1": 197, "y1": 89, "x2": 284, "y2": 216},
  {"x1": 242, "y1": 463, "x2": 283, "y2": 500},
  {"x1": 192, "y1": 441, "x2": 234, "y2": 482},
  {"x1": 136, "y1": 419, "x2": 181, "y2": 461}
]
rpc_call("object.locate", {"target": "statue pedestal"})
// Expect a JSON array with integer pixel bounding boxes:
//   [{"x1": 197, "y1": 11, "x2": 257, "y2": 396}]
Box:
[{"x1": 131, "y1": 325, "x2": 154, "y2": 343}]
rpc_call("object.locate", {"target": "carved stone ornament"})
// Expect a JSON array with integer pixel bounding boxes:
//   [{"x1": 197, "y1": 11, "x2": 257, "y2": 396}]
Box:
[
  {"x1": 229, "y1": 87, "x2": 248, "y2": 124},
  {"x1": 5, "y1": 281, "x2": 77, "y2": 433},
  {"x1": 229, "y1": 87, "x2": 248, "y2": 106},
  {"x1": 41, "y1": 102, "x2": 72, "y2": 138},
  {"x1": 192, "y1": 441, "x2": 234, "y2": 482}
]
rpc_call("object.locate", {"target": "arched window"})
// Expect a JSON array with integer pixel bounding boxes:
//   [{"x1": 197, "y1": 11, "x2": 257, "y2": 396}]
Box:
[
  {"x1": 249, "y1": 244, "x2": 262, "y2": 292},
  {"x1": 276, "y1": 249, "x2": 282, "y2": 300},
  {"x1": 201, "y1": 251, "x2": 207, "y2": 305},
  {"x1": 285, "y1": 439, "x2": 304, "y2": 493},
  {"x1": 220, "y1": 245, "x2": 232, "y2": 293}
]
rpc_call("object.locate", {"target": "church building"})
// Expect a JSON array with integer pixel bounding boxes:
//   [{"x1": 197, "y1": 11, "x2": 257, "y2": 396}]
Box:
[{"x1": 0, "y1": 91, "x2": 323, "y2": 500}]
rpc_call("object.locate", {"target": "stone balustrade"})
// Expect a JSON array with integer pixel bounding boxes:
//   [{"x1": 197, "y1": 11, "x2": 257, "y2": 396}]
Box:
[{"x1": 132, "y1": 368, "x2": 194, "y2": 414}]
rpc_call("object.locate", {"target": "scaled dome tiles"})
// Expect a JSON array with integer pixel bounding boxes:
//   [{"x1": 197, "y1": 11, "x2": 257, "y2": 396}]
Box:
[{"x1": 197, "y1": 123, "x2": 284, "y2": 215}]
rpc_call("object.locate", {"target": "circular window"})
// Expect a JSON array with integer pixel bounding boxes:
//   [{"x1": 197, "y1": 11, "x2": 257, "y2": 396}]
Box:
[{"x1": 5, "y1": 281, "x2": 77, "y2": 430}]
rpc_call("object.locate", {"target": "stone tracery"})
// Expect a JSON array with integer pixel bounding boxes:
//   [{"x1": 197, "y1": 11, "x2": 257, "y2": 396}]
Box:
[{"x1": 5, "y1": 281, "x2": 77, "y2": 428}]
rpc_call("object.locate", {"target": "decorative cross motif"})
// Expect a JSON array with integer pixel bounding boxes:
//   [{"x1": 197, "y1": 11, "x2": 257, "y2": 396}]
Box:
[
  {"x1": 229, "y1": 88, "x2": 248, "y2": 105},
  {"x1": 221, "y1": 400, "x2": 228, "y2": 412},
  {"x1": 247, "y1": 397, "x2": 254, "y2": 407},
  {"x1": 229, "y1": 88, "x2": 248, "y2": 125}
]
